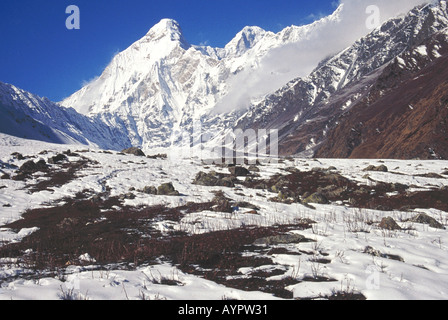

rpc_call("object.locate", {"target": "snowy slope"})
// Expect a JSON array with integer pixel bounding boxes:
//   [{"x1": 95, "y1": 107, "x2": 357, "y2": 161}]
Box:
[
  {"x1": 234, "y1": 1, "x2": 448, "y2": 157},
  {"x1": 0, "y1": 82, "x2": 132, "y2": 150},
  {"x1": 0, "y1": 136, "x2": 447, "y2": 300},
  {"x1": 60, "y1": 9, "x2": 344, "y2": 150}
]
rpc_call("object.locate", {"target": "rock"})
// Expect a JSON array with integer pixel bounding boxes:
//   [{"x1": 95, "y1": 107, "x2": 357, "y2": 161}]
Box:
[
  {"x1": 211, "y1": 191, "x2": 233, "y2": 213},
  {"x1": 48, "y1": 154, "x2": 68, "y2": 164},
  {"x1": 1, "y1": 173, "x2": 10, "y2": 180},
  {"x1": 11, "y1": 152, "x2": 24, "y2": 160},
  {"x1": 121, "y1": 147, "x2": 146, "y2": 157},
  {"x1": 363, "y1": 246, "x2": 404, "y2": 262},
  {"x1": 19, "y1": 160, "x2": 48, "y2": 173},
  {"x1": 248, "y1": 165, "x2": 260, "y2": 172},
  {"x1": 379, "y1": 217, "x2": 401, "y2": 230},
  {"x1": 157, "y1": 183, "x2": 180, "y2": 196},
  {"x1": 62, "y1": 149, "x2": 80, "y2": 157},
  {"x1": 364, "y1": 246, "x2": 382, "y2": 257},
  {"x1": 147, "y1": 153, "x2": 167, "y2": 159},
  {"x1": 253, "y1": 234, "x2": 307, "y2": 246},
  {"x1": 303, "y1": 192, "x2": 329, "y2": 205},
  {"x1": 229, "y1": 166, "x2": 250, "y2": 176},
  {"x1": 411, "y1": 213, "x2": 444, "y2": 229},
  {"x1": 120, "y1": 192, "x2": 136, "y2": 200},
  {"x1": 192, "y1": 171, "x2": 237, "y2": 188},
  {"x1": 363, "y1": 164, "x2": 388, "y2": 172},
  {"x1": 142, "y1": 186, "x2": 157, "y2": 195}
]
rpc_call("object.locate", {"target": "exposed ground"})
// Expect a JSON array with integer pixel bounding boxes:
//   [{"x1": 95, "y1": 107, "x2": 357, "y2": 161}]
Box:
[{"x1": 0, "y1": 137, "x2": 447, "y2": 300}]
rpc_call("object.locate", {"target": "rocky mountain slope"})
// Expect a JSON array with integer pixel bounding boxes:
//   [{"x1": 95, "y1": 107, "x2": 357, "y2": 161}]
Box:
[
  {"x1": 60, "y1": 13, "x2": 342, "y2": 150},
  {"x1": 0, "y1": 82, "x2": 131, "y2": 150},
  {"x1": 1, "y1": 2, "x2": 447, "y2": 160},
  {"x1": 236, "y1": 1, "x2": 448, "y2": 159}
]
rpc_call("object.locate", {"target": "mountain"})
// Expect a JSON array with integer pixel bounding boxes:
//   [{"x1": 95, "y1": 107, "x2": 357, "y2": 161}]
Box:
[
  {"x1": 0, "y1": 81, "x2": 132, "y2": 150},
  {"x1": 60, "y1": 11, "x2": 343, "y2": 151},
  {"x1": 2, "y1": 1, "x2": 447, "y2": 160},
  {"x1": 235, "y1": 0, "x2": 448, "y2": 159}
]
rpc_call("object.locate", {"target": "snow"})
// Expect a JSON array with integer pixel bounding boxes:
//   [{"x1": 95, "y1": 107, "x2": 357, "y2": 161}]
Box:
[
  {"x1": 414, "y1": 45, "x2": 428, "y2": 56},
  {"x1": 0, "y1": 135, "x2": 447, "y2": 300}
]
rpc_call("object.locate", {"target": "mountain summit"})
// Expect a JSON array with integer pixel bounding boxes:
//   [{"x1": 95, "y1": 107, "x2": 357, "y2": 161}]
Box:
[{"x1": 2, "y1": 2, "x2": 447, "y2": 159}]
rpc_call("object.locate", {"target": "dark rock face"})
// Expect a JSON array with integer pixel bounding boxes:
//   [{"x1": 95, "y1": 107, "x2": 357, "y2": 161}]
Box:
[
  {"x1": 235, "y1": 3, "x2": 448, "y2": 160},
  {"x1": 122, "y1": 147, "x2": 146, "y2": 157}
]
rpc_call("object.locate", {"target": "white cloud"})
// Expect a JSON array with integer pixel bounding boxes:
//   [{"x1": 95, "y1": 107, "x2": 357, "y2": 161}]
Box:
[{"x1": 214, "y1": 0, "x2": 431, "y2": 113}]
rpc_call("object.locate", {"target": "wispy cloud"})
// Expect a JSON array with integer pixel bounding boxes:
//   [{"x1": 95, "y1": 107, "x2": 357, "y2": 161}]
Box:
[{"x1": 214, "y1": 0, "x2": 430, "y2": 114}]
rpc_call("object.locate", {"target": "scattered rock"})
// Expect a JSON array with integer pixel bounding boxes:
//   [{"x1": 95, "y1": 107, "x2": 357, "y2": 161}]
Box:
[
  {"x1": 157, "y1": 183, "x2": 180, "y2": 196},
  {"x1": 363, "y1": 165, "x2": 388, "y2": 172},
  {"x1": 119, "y1": 192, "x2": 136, "y2": 200},
  {"x1": 363, "y1": 246, "x2": 404, "y2": 262},
  {"x1": 62, "y1": 149, "x2": 80, "y2": 157},
  {"x1": 303, "y1": 192, "x2": 329, "y2": 205},
  {"x1": 416, "y1": 172, "x2": 444, "y2": 179},
  {"x1": 229, "y1": 166, "x2": 251, "y2": 176},
  {"x1": 147, "y1": 153, "x2": 167, "y2": 159},
  {"x1": 11, "y1": 152, "x2": 25, "y2": 160},
  {"x1": 193, "y1": 171, "x2": 237, "y2": 188},
  {"x1": 48, "y1": 154, "x2": 68, "y2": 164},
  {"x1": 142, "y1": 186, "x2": 157, "y2": 195},
  {"x1": 379, "y1": 217, "x2": 401, "y2": 230},
  {"x1": 442, "y1": 170, "x2": 448, "y2": 176},
  {"x1": 363, "y1": 246, "x2": 382, "y2": 257},
  {"x1": 1, "y1": 173, "x2": 10, "y2": 180},
  {"x1": 248, "y1": 165, "x2": 260, "y2": 173},
  {"x1": 121, "y1": 147, "x2": 146, "y2": 157},
  {"x1": 411, "y1": 213, "x2": 445, "y2": 229},
  {"x1": 211, "y1": 191, "x2": 233, "y2": 213},
  {"x1": 18, "y1": 160, "x2": 48, "y2": 174},
  {"x1": 253, "y1": 233, "x2": 308, "y2": 246}
]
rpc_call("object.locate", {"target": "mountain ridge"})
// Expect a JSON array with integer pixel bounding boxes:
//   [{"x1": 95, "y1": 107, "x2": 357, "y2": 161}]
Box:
[{"x1": 1, "y1": 1, "x2": 447, "y2": 160}]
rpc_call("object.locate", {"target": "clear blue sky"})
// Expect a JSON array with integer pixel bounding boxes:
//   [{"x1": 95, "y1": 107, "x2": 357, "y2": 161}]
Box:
[{"x1": 0, "y1": 0, "x2": 338, "y2": 102}]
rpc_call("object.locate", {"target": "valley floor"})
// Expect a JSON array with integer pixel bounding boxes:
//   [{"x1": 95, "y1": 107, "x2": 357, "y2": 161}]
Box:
[{"x1": 0, "y1": 134, "x2": 447, "y2": 300}]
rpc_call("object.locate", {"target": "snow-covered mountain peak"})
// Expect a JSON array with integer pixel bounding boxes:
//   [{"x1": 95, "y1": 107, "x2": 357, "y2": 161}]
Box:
[
  {"x1": 224, "y1": 26, "x2": 270, "y2": 57},
  {"x1": 144, "y1": 18, "x2": 188, "y2": 46}
]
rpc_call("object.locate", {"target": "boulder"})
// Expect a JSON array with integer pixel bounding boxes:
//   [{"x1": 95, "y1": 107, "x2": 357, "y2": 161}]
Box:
[
  {"x1": 363, "y1": 165, "x2": 388, "y2": 172},
  {"x1": 19, "y1": 160, "x2": 48, "y2": 173},
  {"x1": 253, "y1": 234, "x2": 307, "y2": 246},
  {"x1": 192, "y1": 171, "x2": 237, "y2": 188},
  {"x1": 229, "y1": 166, "x2": 251, "y2": 176},
  {"x1": 157, "y1": 182, "x2": 180, "y2": 196},
  {"x1": 411, "y1": 213, "x2": 444, "y2": 229},
  {"x1": 142, "y1": 186, "x2": 158, "y2": 195},
  {"x1": 211, "y1": 191, "x2": 233, "y2": 213},
  {"x1": 248, "y1": 165, "x2": 260, "y2": 172},
  {"x1": 1, "y1": 173, "x2": 10, "y2": 180},
  {"x1": 379, "y1": 217, "x2": 401, "y2": 230},
  {"x1": 48, "y1": 154, "x2": 68, "y2": 164},
  {"x1": 303, "y1": 192, "x2": 329, "y2": 205},
  {"x1": 121, "y1": 147, "x2": 146, "y2": 157}
]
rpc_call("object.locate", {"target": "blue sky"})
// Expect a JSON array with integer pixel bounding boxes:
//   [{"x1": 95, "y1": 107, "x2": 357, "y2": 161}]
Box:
[{"x1": 0, "y1": 0, "x2": 338, "y2": 101}]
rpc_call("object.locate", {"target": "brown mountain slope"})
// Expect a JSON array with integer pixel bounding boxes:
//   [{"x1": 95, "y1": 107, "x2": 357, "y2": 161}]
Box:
[{"x1": 314, "y1": 35, "x2": 448, "y2": 160}]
